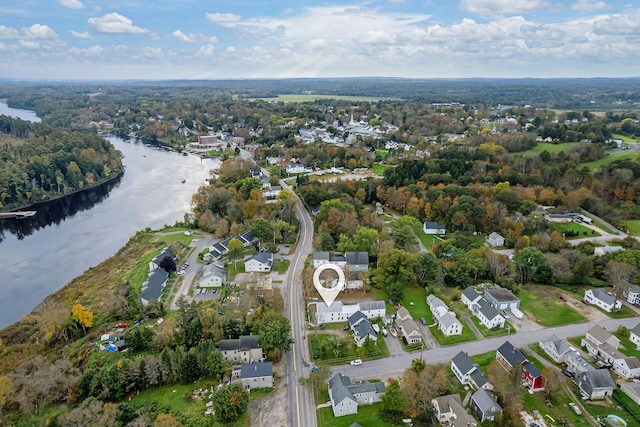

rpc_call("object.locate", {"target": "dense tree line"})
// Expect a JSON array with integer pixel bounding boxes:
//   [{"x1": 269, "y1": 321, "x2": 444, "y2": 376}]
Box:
[{"x1": 0, "y1": 116, "x2": 123, "y2": 210}]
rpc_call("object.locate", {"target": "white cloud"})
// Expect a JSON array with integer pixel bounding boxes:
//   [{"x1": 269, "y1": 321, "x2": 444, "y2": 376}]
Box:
[
  {"x1": 59, "y1": 0, "x2": 84, "y2": 9},
  {"x1": 171, "y1": 30, "x2": 217, "y2": 43},
  {"x1": 142, "y1": 46, "x2": 162, "y2": 58},
  {"x1": 88, "y1": 13, "x2": 151, "y2": 35},
  {"x1": 69, "y1": 45, "x2": 104, "y2": 57},
  {"x1": 0, "y1": 25, "x2": 19, "y2": 39},
  {"x1": 592, "y1": 10, "x2": 640, "y2": 35},
  {"x1": 196, "y1": 44, "x2": 215, "y2": 57},
  {"x1": 460, "y1": 0, "x2": 551, "y2": 16},
  {"x1": 70, "y1": 30, "x2": 91, "y2": 39},
  {"x1": 570, "y1": 0, "x2": 608, "y2": 11},
  {"x1": 205, "y1": 12, "x2": 242, "y2": 23},
  {"x1": 23, "y1": 24, "x2": 58, "y2": 40}
]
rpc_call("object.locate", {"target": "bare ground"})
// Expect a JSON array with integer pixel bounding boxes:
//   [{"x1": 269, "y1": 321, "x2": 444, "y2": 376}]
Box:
[{"x1": 248, "y1": 361, "x2": 290, "y2": 427}]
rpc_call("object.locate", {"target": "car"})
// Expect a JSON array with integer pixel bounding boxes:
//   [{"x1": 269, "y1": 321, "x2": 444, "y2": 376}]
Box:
[
  {"x1": 569, "y1": 402, "x2": 582, "y2": 415},
  {"x1": 561, "y1": 369, "x2": 574, "y2": 379},
  {"x1": 343, "y1": 325, "x2": 350, "y2": 331},
  {"x1": 115, "y1": 322, "x2": 130, "y2": 328},
  {"x1": 420, "y1": 317, "x2": 427, "y2": 325},
  {"x1": 530, "y1": 423, "x2": 540, "y2": 427},
  {"x1": 501, "y1": 310, "x2": 510, "y2": 318},
  {"x1": 212, "y1": 289, "x2": 218, "y2": 293},
  {"x1": 196, "y1": 289, "x2": 202, "y2": 295},
  {"x1": 350, "y1": 359, "x2": 363, "y2": 366},
  {"x1": 381, "y1": 328, "x2": 388, "y2": 337},
  {"x1": 310, "y1": 365, "x2": 320, "y2": 372}
]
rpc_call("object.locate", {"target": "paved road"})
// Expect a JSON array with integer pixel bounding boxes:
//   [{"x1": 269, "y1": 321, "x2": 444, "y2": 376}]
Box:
[
  {"x1": 282, "y1": 180, "x2": 317, "y2": 427},
  {"x1": 332, "y1": 317, "x2": 640, "y2": 381},
  {"x1": 169, "y1": 234, "x2": 213, "y2": 309}
]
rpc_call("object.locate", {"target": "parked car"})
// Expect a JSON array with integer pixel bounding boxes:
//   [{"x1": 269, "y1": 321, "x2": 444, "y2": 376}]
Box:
[
  {"x1": 561, "y1": 369, "x2": 574, "y2": 379},
  {"x1": 381, "y1": 328, "x2": 388, "y2": 337},
  {"x1": 310, "y1": 365, "x2": 320, "y2": 372},
  {"x1": 115, "y1": 322, "x2": 130, "y2": 328},
  {"x1": 420, "y1": 317, "x2": 427, "y2": 325},
  {"x1": 350, "y1": 359, "x2": 363, "y2": 366},
  {"x1": 569, "y1": 403, "x2": 582, "y2": 415}
]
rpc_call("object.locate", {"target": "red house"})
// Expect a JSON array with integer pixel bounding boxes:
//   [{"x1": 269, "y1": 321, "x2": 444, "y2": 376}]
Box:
[{"x1": 496, "y1": 341, "x2": 544, "y2": 392}]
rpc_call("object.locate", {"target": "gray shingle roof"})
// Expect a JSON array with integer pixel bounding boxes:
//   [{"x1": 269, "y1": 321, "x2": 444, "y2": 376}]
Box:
[
  {"x1": 220, "y1": 335, "x2": 261, "y2": 351},
  {"x1": 452, "y1": 351, "x2": 475, "y2": 375},
  {"x1": 348, "y1": 310, "x2": 367, "y2": 326},
  {"x1": 472, "y1": 388, "x2": 501, "y2": 413},
  {"x1": 329, "y1": 373, "x2": 357, "y2": 405},
  {"x1": 359, "y1": 301, "x2": 385, "y2": 311},
  {"x1": 241, "y1": 361, "x2": 272, "y2": 379},
  {"x1": 245, "y1": 251, "x2": 274, "y2": 267},
  {"x1": 497, "y1": 340, "x2": 526, "y2": 367},
  {"x1": 470, "y1": 368, "x2": 488, "y2": 388},
  {"x1": 462, "y1": 287, "x2": 480, "y2": 302},
  {"x1": 345, "y1": 251, "x2": 369, "y2": 265},
  {"x1": 141, "y1": 268, "x2": 169, "y2": 301},
  {"x1": 591, "y1": 288, "x2": 615, "y2": 305},
  {"x1": 582, "y1": 369, "x2": 615, "y2": 389},
  {"x1": 478, "y1": 300, "x2": 500, "y2": 321},
  {"x1": 439, "y1": 312, "x2": 461, "y2": 329}
]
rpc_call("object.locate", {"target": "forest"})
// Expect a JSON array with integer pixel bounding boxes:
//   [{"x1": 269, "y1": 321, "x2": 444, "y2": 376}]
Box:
[{"x1": 0, "y1": 115, "x2": 124, "y2": 211}]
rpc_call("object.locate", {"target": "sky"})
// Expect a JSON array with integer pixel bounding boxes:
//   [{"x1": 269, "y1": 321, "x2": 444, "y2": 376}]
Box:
[{"x1": 1, "y1": 0, "x2": 639, "y2": 80}]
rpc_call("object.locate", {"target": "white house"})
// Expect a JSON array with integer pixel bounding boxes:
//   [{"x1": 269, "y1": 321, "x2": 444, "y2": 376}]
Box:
[
  {"x1": 583, "y1": 288, "x2": 622, "y2": 312},
  {"x1": 348, "y1": 311, "x2": 378, "y2": 347},
  {"x1": 397, "y1": 318, "x2": 422, "y2": 344},
  {"x1": 476, "y1": 299, "x2": 505, "y2": 329},
  {"x1": 427, "y1": 294, "x2": 463, "y2": 336},
  {"x1": 461, "y1": 287, "x2": 482, "y2": 310},
  {"x1": 487, "y1": 232, "x2": 505, "y2": 248},
  {"x1": 451, "y1": 351, "x2": 477, "y2": 386},
  {"x1": 594, "y1": 246, "x2": 624, "y2": 257},
  {"x1": 625, "y1": 282, "x2": 640, "y2": 306},
  {"x1": 432, "y1": 394, "x2": 477, "y2": 427},
  {"x1": 539, "y1": 335, "x2": 572, "y2": 364},
  {"x1": 286, "y1": 163, "x2": 307, "y2": 174},
  {"x1": 198, "y1": 262, "x2": 227, "y2": 288},
  {"x1": 314, "y1": 301, "x2": 385, "y2": 325},
  {"x1": 244, "y1": 252, "x2": 274, "y2": 272},
  {"x1": 630, "y1": 323, "x2": 640, "y2": 347},
  {"x1": 423, "y1": 221, "x2": 446, "y2": 235},
  {"x1": 329, "y1": 373, "x2": 386, "y2": 417}
]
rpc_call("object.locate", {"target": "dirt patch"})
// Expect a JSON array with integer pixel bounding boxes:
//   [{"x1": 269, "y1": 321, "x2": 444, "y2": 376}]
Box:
[
  {"x1": 561, "y1": 293, "x2": 610, "y2": 322},
  {"x1": 249, "y1": 361, "x2": 290, "y2": 427}
]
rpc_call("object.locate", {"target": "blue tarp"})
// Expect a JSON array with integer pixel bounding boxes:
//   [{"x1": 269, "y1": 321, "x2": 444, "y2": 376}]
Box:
[{"x1": 105, "y1": 344, "x2": 117, "y2": 352}]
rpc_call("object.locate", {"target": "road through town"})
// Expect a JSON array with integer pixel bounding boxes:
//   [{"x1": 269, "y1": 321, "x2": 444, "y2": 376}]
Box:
[{"x1": 284, "y1": 180, "x2": 317, "y2": 427}]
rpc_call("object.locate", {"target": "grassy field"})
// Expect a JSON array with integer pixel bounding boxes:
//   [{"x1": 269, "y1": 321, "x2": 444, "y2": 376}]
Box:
[
  {"x1": 400, "y1": 286, "x2": 429, "y2": 320},
  {"x1": 623, "y1": 219, "x2": 640, "y2": 236},
  {"x1": 523, "y1": 142, "x2": 580, "y2": 155},
  {"x1": 470, "y1": 317, "x2": 515, "y2": 338},
  {"x1": 309, "y1": 333, "x2": 389, "y2": 366},
  {"x1": 599, "y1": 304, "x2": 637, "y2": 319},
  {"x1": 245, "y1": 94, "x2": 397, "y2": 102},
  {"x1": 274, "y1": 258, "x2": 290, "y2": 274},
  {"x1": 518, "y1": 287, "x2": 586, "y2": 327},
  {"x1": 613, "y1": 134, "x2": 640, "y2": 143},
  {"x1": 317, "y1": 403, "x2": 393, "y2": 427},
  {"x1": 583, "y1": 149, "x2": 640, "y2": 172},
  {"x1": 375, "y1": 148, "x2": 390, "y2": 159},
  {"x1": 552, "y1": 222, "x2": 600, "y2": 239},
  {"x1": 370, "y1": 164, "x2": 388, "y2": 175}
]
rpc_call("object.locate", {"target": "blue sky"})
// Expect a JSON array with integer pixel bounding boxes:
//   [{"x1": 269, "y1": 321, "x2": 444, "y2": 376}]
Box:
[{"x1": 1, "y1": 0, "x2": 639, "y2": 80}]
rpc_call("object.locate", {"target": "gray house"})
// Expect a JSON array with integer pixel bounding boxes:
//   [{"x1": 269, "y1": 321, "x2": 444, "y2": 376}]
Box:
[
  {"x1": 539, "y1": 335, "x2": 572, "y2": 364},
  {"x1": 220, "y1": 335, "x2": 263, "y2": 363},
  {"x1": 198, "y1": 262, "x2": 227, "y2": 288},
  {"x1": 470, "y1": 388, "x2": 502, "y2": 422},
  {"x1": 487, "y1": 232, "x2": 505, "y2": 248},
  {"x1": 140, "y1": 268, "x2": 169, "y2": 305},
  {"x1": 345, "y1": 252, "x2": 369, "y2": 272},
  {"x1": 576, "y1": 369, "x2": 615, "y2": 400},
  {"x1": 328, "y1": 373, "x2": 386, "y2": 417},
  {"x1": 484, "y1": 287, "x2": 520, "y2": 310},
  {"x1": 240, "y1": 362, "x2": 273, "y2": 390}
]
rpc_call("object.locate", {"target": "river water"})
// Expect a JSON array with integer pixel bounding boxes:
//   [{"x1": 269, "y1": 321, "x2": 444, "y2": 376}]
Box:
[{"x1": 0, "y1": 104, "x2": 219, "y2": 328}]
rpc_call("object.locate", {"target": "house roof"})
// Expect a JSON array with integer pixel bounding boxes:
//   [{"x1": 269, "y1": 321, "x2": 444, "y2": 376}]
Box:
[
  {"x1": 581, "y1": 369, "x2": 615, "y2": 389},
  {"x1": 627, "y1": 282, "x2": 640, "y2": 294},
  {"x1": 246, "y1": 251, "x2": 274, "y2": 267},
  {"x1": 396, "y1": 306, "x2": 412, "y2": 320},
  {"x1": 359, "y1": 300, "x2": 385, "y2": 312},
  {"x1": 452, "y1": 351, "x2": 475, "y2": 375},
  {"x1": 485, "y1": 287, "x2": 519, "y2": 303},
  {"x1": 625, "y1": 357, "x2": 640, "y2": 369},
  {"x1": 329, "y1": 373, "x2": 385, "y2": 406},
  {"x1": 497, "y1": 341, "x2": 526, "y2": 367},
  {"x1": 630, "y1": 323, "x2": 640, "y2": 338},
  {"x1": 220, "y1": 335, "x2": 261, "y2": 351},
  {"x1": 470, "y1": 368, "x2": 488, "y2": 389},
  {"x1": 427, "y1": 294, "x2": 448, "y2": 309},
  {"x1": 397, "y1": 318, "x2": 420, "y2": 336},
  {"x1": 141, "y1": 268, "x2": 169, "y2": 301},
  {"x1": 348, "y1": 310, "x2": 367, "y2": 326},
  {"x1": 241, "y1": 361, "x2": 272, "y2": 379},
  {"x1": 588, "y1": 288, "x2": 615, "y2": 305},
  {"x1": 440, "y1": 312, "x2": 461, "y2": 330},
  {"x1": 423, "y1": 221, "x2": 445, "y2": 229},
  {"x1": 316, "y1": 301, "x2": 343, "y2": 314},
  {"x1": 586, "y1": 325, "x2": 614, "y2": 344},
  {"x1": 472, "y1": 388, "x2": 501, "y2": 414},
  {"x1": 345, "y1": 251, "x2": 369, "y2": 266},
  {"x1": 523, "y1": 361, "x2": 542, "y2": 378},
  {"x1": 542, "y1": 334, "x2": 571, "y2": 355},
  {"x1": 202, "y1": 262, "x2": 227, "y2": 278},
  {"x1": 313, "y1": 251, "x2": 330, "y2": 260},
  {"x1": 478, "y1": 300, "x2": 501, "y2": 321},
  {"x1": 152, "y1": 246, "x2": 175, "y2": 265},
  {"x1": 462, "y1": 287, "x2": 481, "y2": 302},
  {"x1": 353, "y1": 318, "x2": 376, "y2": 341},
  {"x1": 239, "y1": 231, "x2": 256, "y2": 244},
  {"x1": 488, "y1": 232, "x2": 504, "y2": 241}
]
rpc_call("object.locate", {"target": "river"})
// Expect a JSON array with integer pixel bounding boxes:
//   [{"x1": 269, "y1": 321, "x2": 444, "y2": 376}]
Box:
[{"x1": 0, "y1": 104, "x2": 219, "y2": 328}]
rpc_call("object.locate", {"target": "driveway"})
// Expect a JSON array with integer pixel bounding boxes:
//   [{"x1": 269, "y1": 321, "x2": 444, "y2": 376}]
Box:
[{"x1": 169, "y1": 232, "x2": 215, "y2": 309}]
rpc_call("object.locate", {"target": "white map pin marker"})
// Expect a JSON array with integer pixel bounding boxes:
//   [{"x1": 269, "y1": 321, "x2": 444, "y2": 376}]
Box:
[{"x1": 313, "y1": 263, "x2": 346, "y2": 307}]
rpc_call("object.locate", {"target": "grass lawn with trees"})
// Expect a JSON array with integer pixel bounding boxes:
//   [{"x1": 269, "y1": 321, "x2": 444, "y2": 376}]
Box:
[
  {"x1": 317, "y1": 403, "x2": 394, "y2": 427},
  {"x1": 623, "y1": 219, "x2": 640, "y2": 236},
  {"x1": 309, "y1": 333, "x2": 389, "y2": 366},
  {"x1": 371, "y1": 164, "x2": 388, "y2": 175},
  {"x1": 399, "y1": 286, "x2": 429, "y2": 320},
  {"x1": 518, "y1": 287, "x2": 586, "y2": 327},
  {"x1": 552, "y1": 222, "x2": 600, "y2": 239},
  {"x1": 583, "y1": 149, "x2": 640, "y2": 172},
  {"x1": 523, "y1": 142, "x2": 580, "y2": 156}
]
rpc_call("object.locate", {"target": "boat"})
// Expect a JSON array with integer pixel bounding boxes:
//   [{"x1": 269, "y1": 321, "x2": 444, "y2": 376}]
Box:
[{"x1": 389, "y1": 327, "x2": 398, "y2": 337}]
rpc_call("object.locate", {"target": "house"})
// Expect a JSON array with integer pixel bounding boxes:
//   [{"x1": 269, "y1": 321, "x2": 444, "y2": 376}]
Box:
[
  {"x1": 348, "y1": 311, "x2": 377, "y2": 347},
  {"x1": 438, "y1": 312, "x2": 463, "y2": 336},
  {"x1": 582, "y1": 325, "x2": 620, "y2": 352},
  {"x1": 522, "y1": 361, "x2": 545, "y2": 391},
  {"x1": 583, "y1": 288, "x2": 622, "y2": 312},
  {"x1": 423, "y1": 221, "x2": 446, "y2": 235},
  {"x1": 487, "y1": 232, "x2": 505, "y2": 248},
  {"x1": 345, "y1": 252, "x2": 369, "y2": 272},
  {"x1": 240, "y1": 362, "x2": 273, "y2": 390},
  {"x1": 625, "y1": 282, "x2": 640, "y2": 306},
  {"x1": 328, "y1": 373, "x2": 386, "y2": 417},
  {"x1": 149, "y1": 246, "x2": 176, "y2": 271},
  {"x1": 496, "y1": 341, "x2": 544, "y2": 391},
  {"x1": 220, "y1": 335, "x2": 263, "y2": 363},
  {"x1": 238, "y1": 231, "x2": 256, "y2": 247},
  {"x1": 140, "y1": 268, "x2": 169, "y2": 305},
  {"x1": 244, "y1": 252, "x2": 274, "y2": 272},
  {"x1": 594, "y1": 246, "x2": 624, "y2": 257},
  {"x1": 396, "y1": 306, "x2": 413, "y2": 322},
  {"x1": 565, "y1": 349, "x2": 595, "y2": 375},
  {"x1": 575, "y1": 369, "x2": 615, "y2": 399},
  {"x1": 427, "y1": 294, "x2": 449, "y2": 317},
  {"x1": 313, "y1": 301, "x2": 385, "y2": 325},
  {"x1": 620, "y1": 382, "x2": 640, "y2": 405},
  {"x1": 539, "y1": 335, "x2": 572, "y2": 364},
  {"x1": 451, "y1": 351, "x2": 476, "y2": 385},
  {"x1": 475, "y1": 300, "x2": 505, "y2": 329},
  {"x1": 198, "y1": 262, "x2": 227, "y2": 288},
  {"x1": 461, "y1": 287, "x2": 482, "y2": 310},
  {"x1": 545, "y1": 213, "x2": 573, "y2": 223},
  {"x1": 432, "y1": 394, "x2": 477, "y2": 427},
  {"x1": 397, "y1": 318, "x2": 422, "y2": 344},
  {"x1": 629, "y1": 323, "x2": 640, "y2": 347},
  {"x1": 263, "y1": 185, "x2": 282, "y2": 201},
  {"x1": 286, "y1": 163, "x2": 307, "y2": 174},
  {"x1": 613, "y1": 357, "x2": 640, "y2": 379},
  {"x1": 484, "y1": 287, "x2": 520, "y2": 310},
  {"x1": 470, "y1": 389, "x2": 502, "y2": 422},
  {"x1": 312, "y1": 252, "x2": 347, "y2": 269}
]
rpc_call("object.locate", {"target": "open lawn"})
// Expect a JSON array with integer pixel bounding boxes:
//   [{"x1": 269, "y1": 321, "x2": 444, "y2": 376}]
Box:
[
  {"x1": 591, "y1": 218, "x2": 617, "y2": 234},
  {"x1": 599, "y1": 304, "x2": 637, "y2": 319},
  {"x1": 370, "y1": 164, "x2": 388, "y2": 175},
  {"x1": 522, "y1": 142, "x2": 580, "y2": 156},
  {"x1": 585, "y1": 394, "x2": 640, "y2": 427},
  {"x1": 613, "y1": 134, "x2": 640, "y2": 143},
  {"x1": 429, "y1": 321, "x2": 477, "y2": 346},
  {"x1": 518, "y1": 287, "x2": 586, "y2": 327},
  {"x1": 416, "y1": 231, "x2": 445, "y2": 250},
  {"x1": 623, "y1": 219, "x2": 640, "y2": 236},
  {"x1": 375, "y1": 149, "x2": 390, "y2": 159},
  {"x1": 552, "y1": 222, "x2": 600, "y2": 239},
  {"x1": 309, "y1": 333, "x2": 389, "y2": 366},
  {"x1": 400, "y1": 286, "x2": 429, "y2": 320},
  {"x1": 317, "y1": 403, "x2": 394, "y2": 427},
  {"x1": 470, "y1": 317, "x2": 515, "y2": 338},
  {"x1": 583, "y1": 149, "x2": 640, "y2": 172},
  {"x1": 614, "y1": 329, "x2": 640, "y2": 360},
  {"x1": 273, "y1": 258, "x2": 290, "y2": 274}
]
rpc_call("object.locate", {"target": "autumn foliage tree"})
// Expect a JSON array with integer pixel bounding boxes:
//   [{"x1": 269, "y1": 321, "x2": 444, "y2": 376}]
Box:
[
  {"x1": 71, "y1": 304, "x2": 93, "y2": 334},
  {"x1": 212, "y1": 383, "x2": 249, "y2": 423}
]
